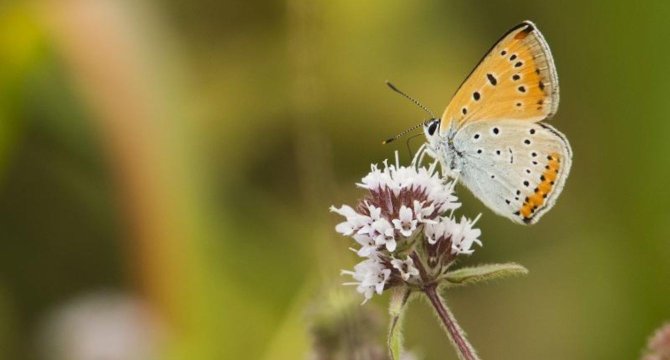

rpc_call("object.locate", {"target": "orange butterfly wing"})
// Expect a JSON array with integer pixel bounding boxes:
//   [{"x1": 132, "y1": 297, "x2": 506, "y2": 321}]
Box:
[{"x1": 440, "y1": 21, "x2": 559, "y2": 133}]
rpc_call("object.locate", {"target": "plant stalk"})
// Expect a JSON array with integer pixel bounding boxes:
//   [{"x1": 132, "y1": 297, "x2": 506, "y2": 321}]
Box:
[
  {"x1": 423, "y1": 285, "x2": 480, "y2": 360},
  {"x1": 388, "y1": 287, "x2": 411, "y2": 360}
]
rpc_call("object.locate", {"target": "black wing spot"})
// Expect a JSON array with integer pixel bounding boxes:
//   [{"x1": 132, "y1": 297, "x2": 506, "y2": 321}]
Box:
[{"x1": 487, "y1": 73, "x2": 498, "y2": 86}]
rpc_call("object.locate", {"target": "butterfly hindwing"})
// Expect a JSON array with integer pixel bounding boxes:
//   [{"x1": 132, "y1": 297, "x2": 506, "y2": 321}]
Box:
[
  {"x1": 452, "y1": 120, "x2": 571, "y2": 224},
  {"x1": 440, "y1": 21, "x2": 559, "y2": 132}
]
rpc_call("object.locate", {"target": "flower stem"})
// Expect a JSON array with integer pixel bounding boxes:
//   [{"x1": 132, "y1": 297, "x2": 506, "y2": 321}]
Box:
[
  {"x1": 388, "y1": 287, "x2": 411, "y2": 360},
  {"x1": 423, "y1": 285, "x2": 480, "y2": 360}
]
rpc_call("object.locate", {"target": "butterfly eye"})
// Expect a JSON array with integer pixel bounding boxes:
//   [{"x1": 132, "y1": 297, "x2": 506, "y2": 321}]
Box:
[{"x1": 426, "y1": 119, "x2": 440, "y2": 136}]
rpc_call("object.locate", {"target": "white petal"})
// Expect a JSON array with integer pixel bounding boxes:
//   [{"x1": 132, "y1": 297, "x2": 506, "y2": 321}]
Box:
[
  {"x1": 335, "y1": 222, "x2": 355, "y2": 236},
  {"x1": 330, "y1": 204, "x2": 357, "y2": 218},
  {"x1": 353, "y1": 234, "x2": 374, "y2": 246},
  {"x1": 368, "y1": 205, "x2": 382, "y2": 220},
  {"x1": 357, "y1": 245, "x2": 376, "y2": 257},
  {"x1": 398, "y1": 205, "x2": 413, "y2": 222}
]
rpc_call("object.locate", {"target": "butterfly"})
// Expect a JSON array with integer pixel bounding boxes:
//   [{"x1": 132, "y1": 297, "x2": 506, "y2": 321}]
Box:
[{"x1": 388, "y1": 21, "x2": 571, "y2": 225}]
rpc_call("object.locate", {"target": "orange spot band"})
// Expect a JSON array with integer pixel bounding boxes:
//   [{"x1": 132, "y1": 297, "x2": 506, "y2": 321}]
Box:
[{"x1": 518, "y1": 152, "x2": 561, "y2": 221}]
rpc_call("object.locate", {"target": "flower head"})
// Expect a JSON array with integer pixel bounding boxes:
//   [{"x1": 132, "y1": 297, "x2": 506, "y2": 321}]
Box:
[
  {"x1": 37, "y1": 292, "x2": 163, "y2": 360},
  {"x1": 449, "y1": 215, "x2": 483, "y2": 255},
  {"x1": 332, "y1": 153, "x2": 482, "y2": 301},
  {"x1": 341, "y1": 256, "x2": 391, "y2": 303},
  {"x1": 642, "y1": 322, "x2": 670, "y2": 360}
]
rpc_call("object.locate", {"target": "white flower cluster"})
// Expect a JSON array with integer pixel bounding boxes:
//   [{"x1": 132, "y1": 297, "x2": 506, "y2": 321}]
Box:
[
  {"x1": 424, "y1": 215, "x2": 482, "y2": 255},
  {"x1": 340, "y1": 256, "x2": 390, "y2": 301},
  {"x1": 331, "y1": 155, "x2": 483, "y2": 302}
]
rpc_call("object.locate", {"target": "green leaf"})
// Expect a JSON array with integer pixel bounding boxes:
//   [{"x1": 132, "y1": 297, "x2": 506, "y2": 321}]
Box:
[
  {"x1": 444, "y1": 263, "x2": 528, "y2": 288},
  {"x1": 388, "y1": 287, "x2": 411, "y2": 360}
]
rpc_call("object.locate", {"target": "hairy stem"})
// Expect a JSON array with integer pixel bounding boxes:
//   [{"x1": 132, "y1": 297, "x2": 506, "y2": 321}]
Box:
[
  {"x1": 388, "y1": 287, "x2": 411, "y2": 360},
  {"x1": 423, "y1": 285, "x2": 480, "y2": 360}
]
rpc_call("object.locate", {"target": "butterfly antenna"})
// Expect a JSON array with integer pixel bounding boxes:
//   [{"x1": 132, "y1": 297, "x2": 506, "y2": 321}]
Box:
[
  {"x1": 385, "y1": 81, "x2": 436, "y2": 119},
  {"x1": 382, "y1": 122, "x2": 425, "y2": 144},
  {"x1": 383, "y1": 81, "x2": 436, "y2": 144}
]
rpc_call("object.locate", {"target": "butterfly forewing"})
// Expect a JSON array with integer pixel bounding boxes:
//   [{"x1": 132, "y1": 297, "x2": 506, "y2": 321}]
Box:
[
  {"x1": 453, "y1": 120, "x2": 571, "y2": 224},
  {"x1": 440, "y1": 21, "x2": 559, "y2": 132}
]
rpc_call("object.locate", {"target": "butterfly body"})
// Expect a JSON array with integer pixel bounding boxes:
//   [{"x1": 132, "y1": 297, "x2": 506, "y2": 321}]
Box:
[{"x1": 421, "y1": 21, "x2": 572, "y2": 224}]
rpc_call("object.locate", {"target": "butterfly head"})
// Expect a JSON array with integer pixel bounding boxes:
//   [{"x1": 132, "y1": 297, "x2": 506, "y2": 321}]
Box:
[
  {"x1": 423, "y1": 117, "x2": 451, "y2": 152},
  {"x1": 422, "y1": 117, "x2": 448, "y2": 164},
  {"x1": 422, "y1": 117, "x2": 463, "y2": 177},
  {"x1": 423, "y1": 118, "x2": 441, "y2": 138}
]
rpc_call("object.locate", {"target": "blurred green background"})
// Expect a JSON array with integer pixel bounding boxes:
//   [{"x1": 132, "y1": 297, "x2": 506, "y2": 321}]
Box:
[{"x1": 0, "y1": 0, "x2": 669, "y2": 359}]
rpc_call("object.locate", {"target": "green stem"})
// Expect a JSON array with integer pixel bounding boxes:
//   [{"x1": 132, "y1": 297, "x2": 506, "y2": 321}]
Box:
[
  {"x1": 423, "y1": 285, "x2": 480, "y2": 360},
  {"x1": 388, "y1": 287, "x2": 411, "y2": 360}
]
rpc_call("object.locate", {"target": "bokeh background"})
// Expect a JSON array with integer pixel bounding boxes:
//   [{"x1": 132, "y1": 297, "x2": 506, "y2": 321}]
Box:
[{"x1": 1, "y1": 0, "x2": 669, "y2": 359}]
